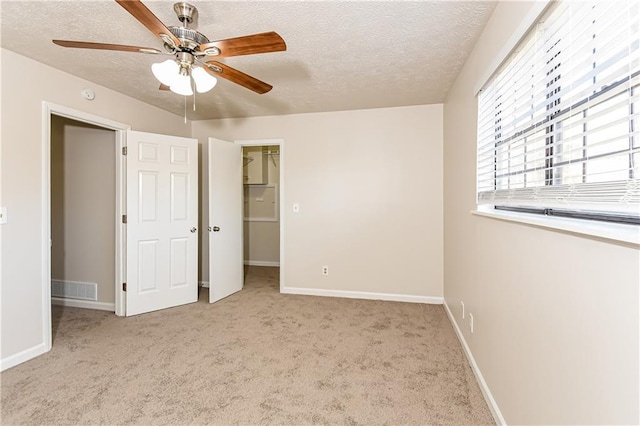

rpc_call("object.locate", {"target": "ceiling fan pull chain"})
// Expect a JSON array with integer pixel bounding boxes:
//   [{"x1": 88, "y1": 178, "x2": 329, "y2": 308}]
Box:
[{"x1": 184, "y1": 95, "x2": 187, "y2": 124}]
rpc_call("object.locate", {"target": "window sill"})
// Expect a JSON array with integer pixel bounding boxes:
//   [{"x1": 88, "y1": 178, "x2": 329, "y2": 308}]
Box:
[{"x1": 472, "y1": 206, "x2": 640, "y2": 247}]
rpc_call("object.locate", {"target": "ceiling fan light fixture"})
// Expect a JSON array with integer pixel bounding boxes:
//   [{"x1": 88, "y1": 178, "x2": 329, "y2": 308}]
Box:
[
  {"x1": 170, "y1": 72, "x2": 194, "y2": 96},
  {"x1": 152, "y1": 59, "x2": 179, "y2": 86},
  {"x1": 53, "y1": 1, "x2": 287, "y2": 96},
  {"x1": 192, "y1": 66, "x2": 217, "y2": 93}
]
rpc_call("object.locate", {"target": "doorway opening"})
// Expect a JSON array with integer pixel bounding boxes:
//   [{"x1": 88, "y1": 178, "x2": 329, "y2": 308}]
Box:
[
  {"x1": 237, "y1": 139, "x2": 284, "y2": 292},
  {"x1": 42, "y1": 103, "x2": 129, "y2": 352},
  {"x1": 50, "y1": 116, "x2": 117, "y2": 315}
]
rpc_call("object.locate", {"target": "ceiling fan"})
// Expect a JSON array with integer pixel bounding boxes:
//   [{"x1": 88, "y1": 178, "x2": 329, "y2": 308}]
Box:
[{"x1": 52, "y1": 0, "x2": 286, "y2": 95}]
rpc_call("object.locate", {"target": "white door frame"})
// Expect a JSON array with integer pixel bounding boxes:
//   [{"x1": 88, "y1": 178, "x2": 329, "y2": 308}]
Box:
[
  {"x1": 42, "y1": 102, "x2": 129, "y2": 350},
  {"x1": 234, "y1": 138, "x2": 285, "y2": 290}
]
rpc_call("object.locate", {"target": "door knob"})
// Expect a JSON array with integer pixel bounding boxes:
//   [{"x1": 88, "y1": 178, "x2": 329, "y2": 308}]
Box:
[
  {"x1": 190, "y1": 227, "x2": 197, "y2": 233},
  {"x1": 212, "y1": 226, "x2": 220, "y2": 232}
]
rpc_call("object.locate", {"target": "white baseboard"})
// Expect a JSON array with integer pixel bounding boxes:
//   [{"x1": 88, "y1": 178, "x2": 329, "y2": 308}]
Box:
[
  {"x1": 281, "y1": 286, "x2": 443, "y2": 304},
  {"x1": 51, "y1": 297, "x2": 115, "y2": 312},
  {"x1": 199, "y1": 281, "x2": 209, "y2": 288},
  {"x1": 443, "y1": 301, "x2": 505, "y2": 425},
  {"x1": 244, "y1": 260, "x2": 280, "y2": 267},
  {"x1": 1, "y1": 342, "x2": 48, "y2": 372}
]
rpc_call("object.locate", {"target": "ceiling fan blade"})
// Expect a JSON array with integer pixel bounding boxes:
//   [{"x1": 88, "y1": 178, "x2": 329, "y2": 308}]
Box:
[
  {"x1": 204, "y1": 61, "x2": 273, "y2": 94},
  {"x1": 159, "y1": 83, "x2": 170, "y2": 91},
  {"x1": 53, "y1": 40, "x2": 162, "y2": 54},
  {"x1": 198, "y1": 32, "x2": 286, "y2": 58},
  {"x1": 115, "y1": 0, "x2": 181, "y2": 48}
]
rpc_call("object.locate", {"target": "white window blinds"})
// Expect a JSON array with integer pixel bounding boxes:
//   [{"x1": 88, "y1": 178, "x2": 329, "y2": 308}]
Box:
[{"x1": 477, "y1": 0, "x2": 640, "y2": 217}]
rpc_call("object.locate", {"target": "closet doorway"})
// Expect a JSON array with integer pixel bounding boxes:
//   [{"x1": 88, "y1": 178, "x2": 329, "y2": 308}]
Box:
[
  {"x1": 50, "y1": 115, "x2": 117, "y2": 313},
  {"x1": 238, "y1": 139, "x2": 283, "y2": 288}
]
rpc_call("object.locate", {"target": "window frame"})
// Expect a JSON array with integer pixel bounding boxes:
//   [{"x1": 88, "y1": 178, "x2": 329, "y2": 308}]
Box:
[
  {"x1": 475, "y1": 0, "x2": 640, "y2": 232},
  {"x1": 472, "y1": 205, "x2": 639, "y2": 246}
]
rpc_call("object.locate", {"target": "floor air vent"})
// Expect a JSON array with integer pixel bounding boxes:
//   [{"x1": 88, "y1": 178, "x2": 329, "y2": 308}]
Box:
[{"x1": 51, "y1": 280, "x2": 98, "y2": 301}]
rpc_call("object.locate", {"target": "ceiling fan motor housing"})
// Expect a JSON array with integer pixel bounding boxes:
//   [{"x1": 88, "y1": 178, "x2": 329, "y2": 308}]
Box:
[{"x1": 169, "y1": 27, "x2": 209, "y2": 51}]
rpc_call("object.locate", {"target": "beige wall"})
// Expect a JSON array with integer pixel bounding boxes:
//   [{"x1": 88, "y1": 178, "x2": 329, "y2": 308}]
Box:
[
  {"x1": 443, "y1": 2, "x2": 639, "y2": 424},
  {"x1": 243, "y1": 145, "x2": 280, "y2": 265},
  {"x1": 1, "y1": 48, "x2": 190, "y2": 363},
  {"x1": 51, "y1": 116, "x2": 116, "y2": 304},
  {"x1": 193, "y1": 105, "x2": 444, "y2": 298}
]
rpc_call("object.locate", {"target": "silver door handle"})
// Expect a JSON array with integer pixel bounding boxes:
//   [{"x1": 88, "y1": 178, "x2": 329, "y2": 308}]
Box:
[{"x1": 190, "y1": 227, "x2": 197, "y2": 233}]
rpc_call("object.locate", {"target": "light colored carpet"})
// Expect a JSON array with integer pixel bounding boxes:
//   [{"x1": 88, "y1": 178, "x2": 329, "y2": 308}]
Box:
[{"x1": 1, "y1": 266, "x2": 494, "y2": 425}]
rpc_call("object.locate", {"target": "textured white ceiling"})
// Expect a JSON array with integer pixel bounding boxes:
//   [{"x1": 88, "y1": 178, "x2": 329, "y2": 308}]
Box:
[{"x1": 1, "y1": 1, "x2": 496, "y2": 120}]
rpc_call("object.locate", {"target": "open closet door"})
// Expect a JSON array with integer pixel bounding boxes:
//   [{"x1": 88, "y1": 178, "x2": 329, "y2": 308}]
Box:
[
  {"x1": 126, "y1": 130, "x2": 198, "y2": 315},
  {"x1": 208, "y1": 137, "x2": 244, "y2": 303}
]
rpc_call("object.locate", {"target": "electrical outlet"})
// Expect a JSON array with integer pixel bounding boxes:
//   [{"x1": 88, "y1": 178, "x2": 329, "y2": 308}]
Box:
[
  {"x1": 322, "y1": 265, "x2": 329, "y2": 276},
  {"x1": 469, "y1": 313, "x2": 474, "y2": 334},
  {"x1": 460, "y1": 301, "x2": 465, "y2": 319}
]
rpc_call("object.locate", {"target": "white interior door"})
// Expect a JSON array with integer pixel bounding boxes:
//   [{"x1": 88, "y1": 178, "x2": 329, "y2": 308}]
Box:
[
  {"x1": 126, "y1": 130, "x2": 198, "y2": 316},
  {"x1": 208, "y1": 137, "x2": 244, "y2": 303}
]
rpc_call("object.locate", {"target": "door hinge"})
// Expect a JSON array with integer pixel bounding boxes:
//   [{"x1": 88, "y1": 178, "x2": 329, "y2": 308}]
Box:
[
  {"x1": 122, "y1": 214, "x2": 127, "y2": 224},
  {"x1": 122, "y1": 282, "x2": 127, "y2": 292},
  {"x1": 122, "y1": 146, "x2": 127, "y2": 156}
]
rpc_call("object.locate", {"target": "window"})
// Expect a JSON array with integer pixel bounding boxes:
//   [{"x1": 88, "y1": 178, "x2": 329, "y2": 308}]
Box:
[{"x1": 477, "y1": 0, "x2": 639, "y2": 224}]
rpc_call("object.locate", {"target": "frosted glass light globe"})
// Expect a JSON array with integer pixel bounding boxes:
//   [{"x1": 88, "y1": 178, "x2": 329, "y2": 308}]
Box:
[
  {"x1": 151, "y1": 60, "x2": 179, "y2": 86},
  {"x1": 192, "y1": 66, "x2": 218, "y2": 93}
]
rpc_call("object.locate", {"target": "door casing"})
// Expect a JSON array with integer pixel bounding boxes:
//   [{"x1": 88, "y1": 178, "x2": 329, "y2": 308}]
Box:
[
  {"x1": 42, "y1": 102, "x2": 129, "y2": 354},
  {"x1": 234, "y1": 138, "x2": 285, "y2": 291}
]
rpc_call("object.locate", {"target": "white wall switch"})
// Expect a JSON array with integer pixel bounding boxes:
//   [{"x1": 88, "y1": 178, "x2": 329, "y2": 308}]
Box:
[
  {"x1": 0, "y1": 207, "x2": 7, "y2": 224},
  {"x1": 293, "y1": 203, "x2": 300, "y2": 213}
]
